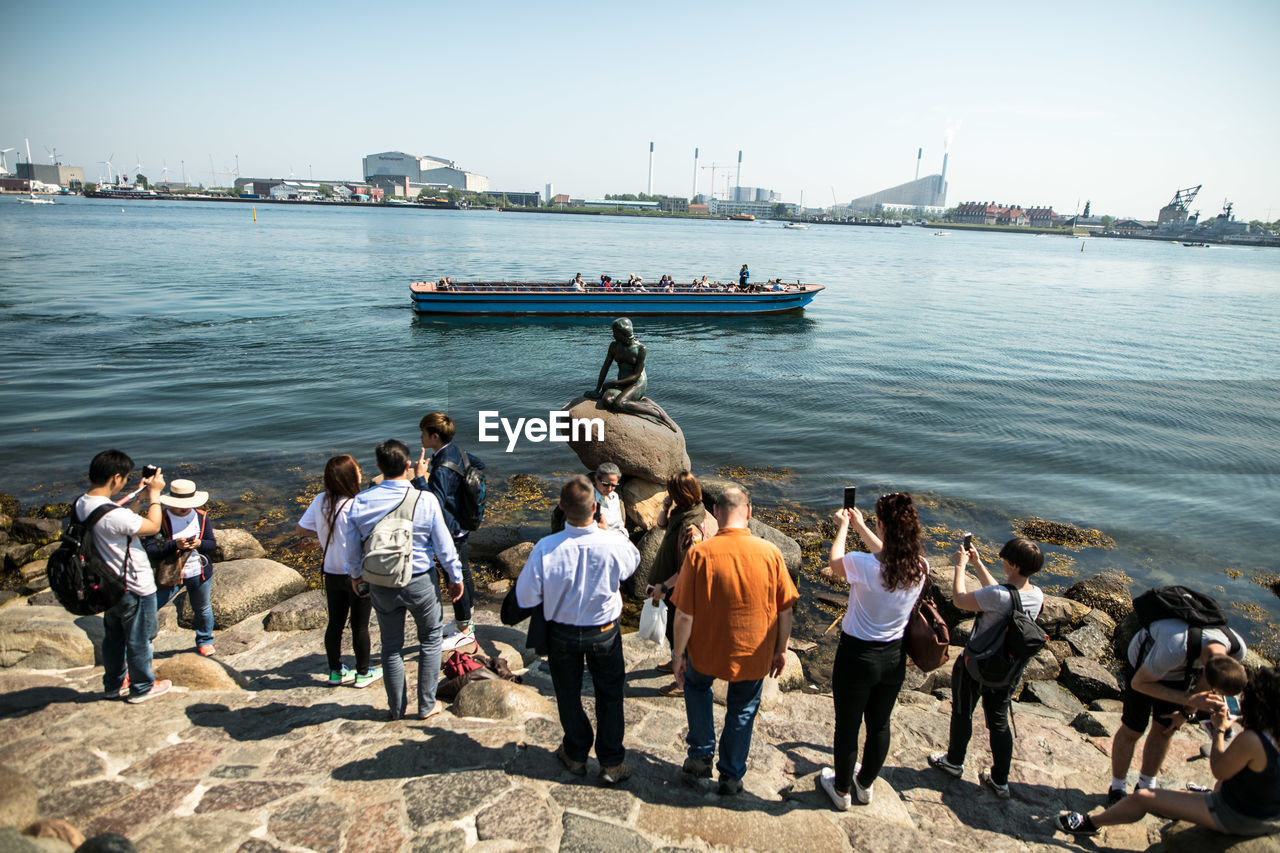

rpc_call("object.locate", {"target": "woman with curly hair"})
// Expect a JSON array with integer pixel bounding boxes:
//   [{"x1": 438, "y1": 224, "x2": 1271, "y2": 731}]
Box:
[
  {"x1": 818, "y1": 492, "x2": 928, "y2": 809},
  {"x1": 1057, "y1": 665, "x2": 1280, "y2": 838}
]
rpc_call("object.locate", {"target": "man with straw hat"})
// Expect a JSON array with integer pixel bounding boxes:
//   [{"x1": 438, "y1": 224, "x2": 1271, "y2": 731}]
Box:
[{"x1": 147, "y1": 478, "x2": 218, "y2": 656}]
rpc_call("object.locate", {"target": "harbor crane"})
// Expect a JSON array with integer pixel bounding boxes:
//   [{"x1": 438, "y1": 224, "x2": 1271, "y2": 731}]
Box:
[
  {"x1": 1158, "y1": 184, "x2": 1202, "y2": 226},
  {"x1": 700, "y1": 163, "x2": 734, "y2": 200}
]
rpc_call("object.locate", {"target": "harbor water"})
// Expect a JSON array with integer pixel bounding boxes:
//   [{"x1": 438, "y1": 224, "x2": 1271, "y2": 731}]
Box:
[{"x1": 1, "y1": 197, "x2": 1277, "y2": 645}]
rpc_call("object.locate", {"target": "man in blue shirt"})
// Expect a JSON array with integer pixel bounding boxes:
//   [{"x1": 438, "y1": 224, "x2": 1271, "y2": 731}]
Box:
[
  {"x1": 413, "y1": 412, "x2": 483, "y2": 644},
  {"x1": 515, "y1": 475, "x2": 639, "y2": 785},
  {"x1": 345, "y1": 439, "x2": 462, "y2": 721}
]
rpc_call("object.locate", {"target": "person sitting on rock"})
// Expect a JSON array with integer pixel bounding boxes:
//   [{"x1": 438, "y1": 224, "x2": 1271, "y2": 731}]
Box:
[
  {"x1": 928, "y1": 537, "x2": 1044, "y2": 798},
  {"x1": 584, "y1": 317, "x2": 678, "y2": 431},
  {"x1": 1057, "y1": 665, "x2": 1280, "y2": 840},
  {"x1": 591, "y1": 462, "x2": 627, "y2": 534},
  {"x1": 146, "y1": 478, "x2": 218, "y2": 657},
  {"x1": 297, "y1": 454, "x2": 382, "y2": 689},
  {"x1": 818, "y1": 493, "x2": 928, "y2": 810},
  {"x1": 1106, "y1": 594, "x2": 1247, "y2": 803}
]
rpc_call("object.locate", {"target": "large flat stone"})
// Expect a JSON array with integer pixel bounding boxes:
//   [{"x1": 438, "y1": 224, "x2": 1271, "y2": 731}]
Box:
[
  {"x1": 403, "y1": 770, "x2": 511, "y2": 828},
  {"x1": 560, "y1": 813, "x2": 651, "y2": 853},
  {"x1": 196, "y1": 781, "x2": 305, "y2": 812},
  {"x1": 137, "y1": 814, "x2": 256, "y2": 853},
  {"x1": 637, "y1": 803, "x2": 846, "y2": 852},
  {"x1": 266, "y1": 795, "x2": 347, "y2": 851},
  {"x1": 262, "y1": 590, "x2": 327, "y2": 632},
  {"x1": 85, "y1": 779, "x2": 199, "y2": 838},
  {"x1": 124, "y1": 742, "x2": 225, "y2": 780},
  {"x1": 0, "y1": 607, "x2": 103, "y2": 669},
  {"x1": 475, "y1": 786, "x2": 557, "y2": 846},
  {"x1": 1059, "y1": 656, "x2": 1122, "y2": 703},
  {"x1": 549, "y1": 783, "x2": 636, "y2": 823},
  {"x1": 213, "y1": 528, "x2": 266, "y2": 562},
  {"x1": 0, "y1": 765, "x2": 37, "y2": 831}
]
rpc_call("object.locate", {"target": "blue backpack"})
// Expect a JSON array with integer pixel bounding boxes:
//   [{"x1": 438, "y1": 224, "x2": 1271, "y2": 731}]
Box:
[
  {"x1": 436, "y1": 450, "x2": 486, "y2": 531},
  {"x1": 964, "y1": 585, "x2": 1048, "y2": 689}
]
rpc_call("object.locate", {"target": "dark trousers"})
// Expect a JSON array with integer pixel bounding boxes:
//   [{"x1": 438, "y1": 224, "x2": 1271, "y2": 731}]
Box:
[
  {"x1": 947, "y1": 655, "x2": 1015, "y2": 785},
  {"x1": 831, "y1": 632, "x2": 907, "y2": 792},
  {"x1": 546, "y1": 620, "x2": 626, "y2": 766},
  {"x1": 451, "y1": 536, "x2": 474, "y2": 624},
  {"x1": 323, "y1": 572, "x2": 372, "y2": 674}
]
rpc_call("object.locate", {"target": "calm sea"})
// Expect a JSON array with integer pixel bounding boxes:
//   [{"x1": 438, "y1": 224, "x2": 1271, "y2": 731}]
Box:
[{"x1": 2, "y1": 197, "x2": 1277, "y2": 637}]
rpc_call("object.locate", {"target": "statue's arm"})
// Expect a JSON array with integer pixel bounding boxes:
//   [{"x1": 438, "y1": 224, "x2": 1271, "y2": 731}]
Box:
[{"x1": 593, "y1": 348, "x2": 615, "y2": 393}]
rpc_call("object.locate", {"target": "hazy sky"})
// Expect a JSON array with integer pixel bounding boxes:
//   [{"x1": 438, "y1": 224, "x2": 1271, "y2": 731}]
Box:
[{"x1": 4, "y1": 0, "x2": 1278, "y2": 219}]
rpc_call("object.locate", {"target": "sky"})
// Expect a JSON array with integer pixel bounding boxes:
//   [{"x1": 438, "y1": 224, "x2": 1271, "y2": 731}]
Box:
[{"x1": 3, "y1": 0, "x2": 1279, "y2": 220}]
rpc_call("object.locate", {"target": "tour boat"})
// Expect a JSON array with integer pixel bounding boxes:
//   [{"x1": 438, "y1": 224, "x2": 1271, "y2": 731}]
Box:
[
  {"x1": 16, "y1": 194, "x2": 54, "y2": 205},
  {"x1": 729, "y1": 213, "x2": 756, "y2": 221},
  {"x1": 410, "y1": 280, "x2": 824, "y2": 315}
]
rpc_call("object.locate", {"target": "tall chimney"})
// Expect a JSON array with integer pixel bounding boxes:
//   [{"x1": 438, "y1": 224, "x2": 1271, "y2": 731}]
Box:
[
  {"x1": 692, "y1": 147, "x2": 699, "y2": 200},
  {"x1": 915, "y1": 147, "x2": 922, "y2": 181},
  {"x1": 938, "y1": 153, "x2": 949, "y2": 206},
  {"x1": 735, "y1": 150, "x2": 742, "y2": 193},
  {"x1": 647, "y1": 142, "x2": 654, "y2": 196}
]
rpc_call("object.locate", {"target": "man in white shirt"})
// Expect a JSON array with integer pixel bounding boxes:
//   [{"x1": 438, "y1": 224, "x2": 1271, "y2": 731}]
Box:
[
  {"x1": 344, "y1": 439, "x2": 462, "y2": 721},
  {"x1": 76, "y1": 449, "x2": 171, "y2": 704},
  {"x1": 515, "y1": 475, "x2": 639, "y2": 785},
  {"x1": 592, "y1": 463, "x2": 626, "y2": 533}
]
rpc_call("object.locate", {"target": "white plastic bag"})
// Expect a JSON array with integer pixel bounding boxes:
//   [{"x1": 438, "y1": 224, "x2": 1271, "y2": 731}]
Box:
[{"x1": 638, "y1": 598, "x2": 668, "y2": 647}]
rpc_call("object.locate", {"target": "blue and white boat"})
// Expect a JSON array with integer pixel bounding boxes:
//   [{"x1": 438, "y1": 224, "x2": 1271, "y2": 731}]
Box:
[{"x1": 409, "y1": 281, "x2": 824, "y2": 315}]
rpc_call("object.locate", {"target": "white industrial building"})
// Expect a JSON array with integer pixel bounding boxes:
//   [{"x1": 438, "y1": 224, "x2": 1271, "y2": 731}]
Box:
[{"x1": 362, "y1": 151, "x2": 488, "y2": 193}]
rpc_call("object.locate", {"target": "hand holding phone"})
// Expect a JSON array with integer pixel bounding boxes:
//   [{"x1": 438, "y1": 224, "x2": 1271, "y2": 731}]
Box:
[
  {"x1": 963, "y1": 532, "x2": 974, "y2": 551},
  {"x1": 1225, "y1": 694, "x2": 1241, "y2": 718},
  {"x1": 843, "y1": 485, "x2": 857, "y2": 509}
]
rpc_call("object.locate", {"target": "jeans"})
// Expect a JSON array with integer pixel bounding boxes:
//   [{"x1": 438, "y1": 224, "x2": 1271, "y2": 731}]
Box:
[
  {"x1": 102, "y1": 591, "x2": 157, "y2": 696},
  {"x1": 831, "y1": 632, "x2": 907, "y2": 792},
  {"x1": 370, "y1": 572, "x2": 442, "y2": 718},
  {"x1": 683, "y1": 659, "x2": 763, "y2": 781},
  {"x1": 156, "y1": 573, "x2": 214, "y2": 647},
  {"x1": 546, "y1": 621, "x2": 626, "y2": 766},
  {"x1": 323, "y1": 572, "x2": 372, "y2": 674},
  {"x1": 947, "y1": 654, "x2": 1016, "y2": 785}
]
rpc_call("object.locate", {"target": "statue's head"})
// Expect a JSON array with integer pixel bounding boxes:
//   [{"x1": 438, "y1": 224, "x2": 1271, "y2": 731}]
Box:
[{"x1": 611, "y1": 317, "x2": 635, "y2": 343}]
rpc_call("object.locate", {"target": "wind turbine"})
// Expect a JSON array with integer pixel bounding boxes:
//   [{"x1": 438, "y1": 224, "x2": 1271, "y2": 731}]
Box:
[
  {"x1": 161, "y1": 159, "x2": 170, "y2": 184},
  {"x1": 44, "y1": 145, "x2": 61, "y2": 165},
  {"x1": 0, "y1": 148, "x2": 14, "y2": 174},
  {"x1": 134, "y1": 155, "x2": 145, "y2": 183},
  {"x1": 99, "y1": 153, "x2": 116, "y2": 184}
]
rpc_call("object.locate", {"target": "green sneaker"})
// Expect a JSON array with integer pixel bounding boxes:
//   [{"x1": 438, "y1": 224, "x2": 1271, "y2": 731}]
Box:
[
  {"x1": 328, "y1": 667, "x2": 355, "y2": 686},
  {"x1": 353, "y1": 667, "x2": 384, "y2": 689}
]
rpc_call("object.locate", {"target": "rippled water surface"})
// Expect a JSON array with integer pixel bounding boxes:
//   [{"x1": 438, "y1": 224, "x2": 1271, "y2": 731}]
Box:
[{"x1": 2, "y1": 197, "x2": 1277, "y2": 634}]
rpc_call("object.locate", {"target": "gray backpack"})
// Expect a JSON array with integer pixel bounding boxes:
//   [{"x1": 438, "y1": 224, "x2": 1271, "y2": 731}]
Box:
[{"x1": 361, "y1": 489, "x2": 420, "y2": 588}]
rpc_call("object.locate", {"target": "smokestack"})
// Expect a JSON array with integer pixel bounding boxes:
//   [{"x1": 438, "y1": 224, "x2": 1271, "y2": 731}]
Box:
[
  {"x1": 735, "y1": 150, "x2": 742, "y2": 192},
  {"x1": 647, "y1": 142, "x2": 654, "y2": 196},
  {"x1": 915, "y1": 147, "x2": 922, "y2": 181},
  {"x1": 938, "y1": 153, "x2": 949, "y2": 207},
  {"x1": 692, "y1": 147, "x2": 699, "y2": 200}
]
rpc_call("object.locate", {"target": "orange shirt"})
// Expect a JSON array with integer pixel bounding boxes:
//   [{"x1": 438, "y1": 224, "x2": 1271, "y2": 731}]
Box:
[{"x1": 669, "y1": 527, "x2": 799, "y2": 682}]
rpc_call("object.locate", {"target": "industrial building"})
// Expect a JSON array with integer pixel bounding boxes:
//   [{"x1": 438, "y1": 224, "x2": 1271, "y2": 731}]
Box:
[
  {"x1": 848, "y1": 151, "x2": 949, "y2": 214},
  {"x1": 14, "y1": 162, "x2": 84, "y2": 189},
  {"x1": 362, "y1": 151, "x2": 488, "y2": 195}
]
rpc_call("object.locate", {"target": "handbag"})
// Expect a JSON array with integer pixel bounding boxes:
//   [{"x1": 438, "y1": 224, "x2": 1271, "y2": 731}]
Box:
[
  {"x1": 154, "y1": 553, "x2": 185, "y2": 588},
  {"x1": 905, "y1": 577, "x2": 950, "y2": 672}
]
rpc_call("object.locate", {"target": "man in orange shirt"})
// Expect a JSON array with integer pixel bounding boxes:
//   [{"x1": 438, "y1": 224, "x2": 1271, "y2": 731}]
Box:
[{"x1": 670, "y1": 487, "x2": 798, "y2": 795}]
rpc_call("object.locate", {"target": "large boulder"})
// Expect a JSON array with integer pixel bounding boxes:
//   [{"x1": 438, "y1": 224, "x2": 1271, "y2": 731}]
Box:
[
  {"x1": 493, "y1": 542, "x2": 535, "y2": 580},
  {"x1": 1038, "y1": 594, "x2": 1091, "y2": 639},
  {"x1": 0, "y1": 765, "x2": 36, "y2": 829},
  {"x1": 185, "y1": 559, "x2": 306, "y2": 630},
  {"x1": 1162, "y1": 820, "x2": 1280, "y2": 853},
  {"x1": 154, "y1": 652, "x2": 248, "y2": 690},
  {"x1": 747, "y1": 518, "x2": 802, "y2": 574},
  {"x1": 775, "y1": 650, "x2": 806, "y2": 692},
  {"x1": 621, "y1": 478, "x2": 666, "y2": 531},
  {"x1": 1022, "y1": 646, "x2": 1061, "y2": 681},
  {"x1": 213, "y1": 528, "x2": 266, "y2": 562},
  {"x1": 468, "y1": 526, "x2": 524, "y2": 562},
  {"x1": 630, "y1": 527, "x2": 666, "y2": 595},
  {"x1": 10, "y1": 517, "x2": 61, "y2": 543},
  {"x1": 563, "y1": 397, "x2": 691, "y2": 484},
  {"x1": 1059, "y1": 656, "x2": 1122, "y2": 703},
  {"x1": 1, "y1": 544, "x2": 36, "y2": 573},
  {"x1": 0, "y1": 606, "x2": 103, "y2": 669},
  {"x1": 1021, "y1": 679, "x2": 1085, "y2": 717},
  {"x1": 453, "y1": 678, "x2": 551, "y2": 719},
  {"x1": 1064, "y1": 571, "x2": 1133, "y2": 623},
  {"x1": 263, "y1": 590, "x2": 327, "y2": 632},
  {"x1": 714, "y1": 674, "x2": 781, "y2": 712},
  {"x1": 1065, "y1": 621, "x2": 1112, "y2": 661}
]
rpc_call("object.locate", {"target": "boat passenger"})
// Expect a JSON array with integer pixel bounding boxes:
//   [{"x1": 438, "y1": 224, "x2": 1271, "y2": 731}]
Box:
[
  {"x1": 437, "y1": 278, "x2": 449, "y2": 291},
  {"x1": 571, "y1": 273, "x2": 585, "y2": 290},
  {"x1": 700, "y1": 275, "x2": 709, "y2": 288},
  {"x1": 662, "y1": 281, "x2": 674, "y2": 293}
]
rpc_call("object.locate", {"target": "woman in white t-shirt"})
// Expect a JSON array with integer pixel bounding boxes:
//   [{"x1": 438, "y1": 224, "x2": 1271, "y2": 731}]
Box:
[
  {"x1": 146, "y1": 478, "x2": 218, "y2": 656},
  {"x1": 817, "y1": 492, "x2": 928, "y2": 810},
  {"x1": 298, "y1": 455, "x2": 380, "y2": 689}
]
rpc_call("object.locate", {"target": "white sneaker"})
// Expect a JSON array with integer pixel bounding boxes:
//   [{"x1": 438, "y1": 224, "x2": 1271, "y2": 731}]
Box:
[
  {"x1": 928, "y1": 751, "x2": 964, "y2": 778},
  {"x1": 853, "y1": 762, "x2": 873, "y2": 805},
  {"x1": 818, "y1": 767, "x2": 851, "y2": 811}
]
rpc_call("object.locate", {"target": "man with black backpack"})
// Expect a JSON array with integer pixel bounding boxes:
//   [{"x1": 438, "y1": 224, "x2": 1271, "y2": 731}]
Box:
[
  {"x1": 1107, "y1": 585, "x2": 1246, "y2": 804},
  {"x1": 414, "y1": 412, "x2": 485, "y2": 646},
  {"x1": 929, "y1": 537, "x2": 1045, "y2": 799},
  {"x1": 74, "y1": 450, "x2": 172, "y2": 704}
]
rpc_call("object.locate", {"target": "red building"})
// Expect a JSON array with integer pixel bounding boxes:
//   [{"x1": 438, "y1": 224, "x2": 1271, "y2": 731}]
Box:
[{"x1": 953, "y1": 201, "x2": 1055, "y2": 227}]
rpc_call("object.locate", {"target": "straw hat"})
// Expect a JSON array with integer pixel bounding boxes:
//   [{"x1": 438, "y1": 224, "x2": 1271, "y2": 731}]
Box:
[{"x1": 159, "y1": 479, "x2": 209, "y2": 509}]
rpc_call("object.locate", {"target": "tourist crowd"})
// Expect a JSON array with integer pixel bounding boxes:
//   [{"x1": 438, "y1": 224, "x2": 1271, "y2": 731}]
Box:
[{"x1": 71, "y1": 428, "x2": 1279, "y2": 842}]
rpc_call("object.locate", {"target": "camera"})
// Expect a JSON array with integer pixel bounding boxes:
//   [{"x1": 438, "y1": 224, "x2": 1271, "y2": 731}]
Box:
[{"x1": 141, "y1": 464, "x2": 159, "y2": 479}]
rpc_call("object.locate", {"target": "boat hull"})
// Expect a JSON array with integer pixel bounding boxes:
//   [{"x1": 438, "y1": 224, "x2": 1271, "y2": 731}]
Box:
[{"x1": 410, "y1": 283, "x2": 823, "y2": 315}]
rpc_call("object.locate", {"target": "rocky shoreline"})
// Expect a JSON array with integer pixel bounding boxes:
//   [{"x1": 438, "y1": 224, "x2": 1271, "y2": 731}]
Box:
[{"x1": 1, "y1": 486, "x2": 1277, "y2": 852}]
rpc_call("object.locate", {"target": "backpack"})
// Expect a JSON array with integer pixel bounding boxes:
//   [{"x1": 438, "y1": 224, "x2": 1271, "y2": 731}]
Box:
[
  {"x1": 435, "y1": 450, "x2": 486, "y2": 531},
  {"x1": 47, "y1": 504, "x2": 129, "y2": 616},
  {"x1": 964, "y1": 585, "x2": 1048, "y2": 689},
  {"x1": 1132, "y1": 585, "x2": 1238, "y2": 688},
  {"x1": 360, "y1": 489, "x2": 420, "y2": 589},
  {"x1": 905, "y1": 578, "x2": 951, "y2": 672}
]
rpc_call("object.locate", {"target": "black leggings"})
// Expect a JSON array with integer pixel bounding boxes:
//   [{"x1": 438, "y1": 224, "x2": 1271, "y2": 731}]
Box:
[
  {"x1": 323, "y1": 572, "x2": 372, "y2": 675},
  {"x1": 946, "y1": 655, "x2": 1015, "y2": 785},
  {"x1": 831, "y1": 632, "x2": 907, "y2": 792}
]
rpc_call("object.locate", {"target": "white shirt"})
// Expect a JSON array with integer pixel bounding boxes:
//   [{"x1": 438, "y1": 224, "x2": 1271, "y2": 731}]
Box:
[
  {"x1": 74, "y1": 494, "x2": 155, "y2": 596},
  {"x1": 165, "y1": 510, "x2": 204, "y2": 578},
  {"x1": 298, "y1": 492, "x2": 358, "y2": 575},
  {"x1": 595, "y1": 489, "x2": 626, "y2": 533},
  {"x1": 515, "y1": 522, "x2": 639, "y2": 626},
  {"x1": 839, "y1": 552, "x2": 926, "y2": 642}
]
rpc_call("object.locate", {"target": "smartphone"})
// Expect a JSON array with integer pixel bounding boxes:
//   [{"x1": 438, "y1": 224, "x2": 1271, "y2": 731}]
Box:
[
  {"x1": 843, "y1": 486, "x2": 857, "y2": 509},
  {"x1": 1225, "y1": 695, "x2": 1241, "y2": 717},
  {"x1": 355, "y1": 581, "x2": 370, "y2": 597},
  {"x1": 963, "y1": 532, "x2": 974, "y2": 550}
]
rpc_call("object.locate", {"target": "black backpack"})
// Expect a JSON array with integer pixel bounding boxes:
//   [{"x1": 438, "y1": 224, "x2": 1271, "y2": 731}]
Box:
[
  {"x1": 47, "y1": 504, "x2": 129, "y2": 616},
  {"x1": 964, "y1": 585, "x2": 1049, "y2": 689},
  {"x1": 1132, "y1": 585, "x2": 1238, "y2": 688},
  {"x1": 435, "y1": 450, "x2": 487, "y2": 531}
]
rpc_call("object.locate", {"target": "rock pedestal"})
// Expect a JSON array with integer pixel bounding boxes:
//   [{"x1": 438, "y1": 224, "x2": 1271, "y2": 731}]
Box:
[{"x1": 563, "y1": 397, "x2": 690, "y2": 484}]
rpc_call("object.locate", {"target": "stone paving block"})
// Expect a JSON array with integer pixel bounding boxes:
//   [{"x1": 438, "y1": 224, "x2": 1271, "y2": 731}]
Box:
[
  {"x1": 137, "y1": 814, "x2": 256, "y2": 853},
  {"x1": 195, "y1": 781, "x2": 306, "y2": 812},
  {"x1": 637, "y1": 802, "x2": 845, "y2": 853},
  {"x1": 549, "y1": 783, "x2": 636, "y2": 823},
  {"x1": 26, "y1": 750, "x2": 107, "y2": 791},
  {"x1": 410, "y1": 827, "x2": 466, "y2": 853},
  {"x1": 475, "y1": 786, "x2": 558, "y2": 846},
  {"x1": 404, "y1": 769, "x2": 511, "y2": 828},
  {"x1": 84, "y1": 779, "x2": 200, "y2": 838},
  {"x1": 342, "y1": 800, "x2": 405, "y2": 853},
  {"x1": 124, "y1": 742, "x2": 224, "y2": 780},
  {"x1": 36, "y1": 781, "x2": 134, "y2": 826},
  {"x1": 560, "y1": 813, "x2": 652, "y2": 853},
  {"x1": 267, "y1": 795, "x2": 347, "y2": 851}
]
